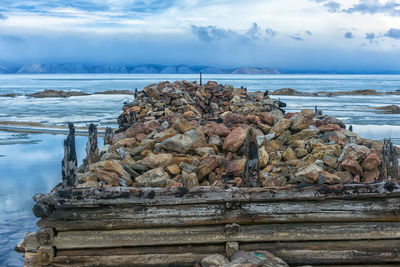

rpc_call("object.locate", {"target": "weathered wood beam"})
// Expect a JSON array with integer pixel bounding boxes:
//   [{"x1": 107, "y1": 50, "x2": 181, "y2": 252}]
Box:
[
  {"x1": 241, "y1": 240, "x2": 400, "y2": 265},
  {"x1": 22, "y1": 228, "x2": 54, "y2": 251},
  {"x1": 104, "y1": 127, "x2": 114, "y2": 145},
  {"x1": 83, "y1": 123, "x2": 99, "y2": 171},
  {"x1": 33, "y1": 182, "x2": 400, "y2": 209},
  {"x1": 61, "y1": 123, "x2": 77, "y2": 187},
  {"x1": 37, "y1": 245, "x2": 54, "y2": 265},
  {"x1": 37, "y1": 197, "x2": 400, "y2": 230},
  {"x1": 382, "y1": 138, "x2": 399, "y2": 180},
  {"x1": 49, "y1": 222, "x2": 400, "y2": 249},
  {"x1": 243, "y1": 128, "x2": 260, "y2": 187}
]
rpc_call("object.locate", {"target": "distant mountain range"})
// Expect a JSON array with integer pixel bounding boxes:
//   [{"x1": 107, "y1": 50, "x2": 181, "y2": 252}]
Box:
[{"x1": 0, "y1": 63, "x2": 280, "y2": 74}]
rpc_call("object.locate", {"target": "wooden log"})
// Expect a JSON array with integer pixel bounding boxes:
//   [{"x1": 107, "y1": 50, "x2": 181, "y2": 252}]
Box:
[
  {"x1": 382, "y1": 138, "x2": 399, "y2": 180},
  {"x1": 38, "y1": 197, "x2": 400, "y2": 230},
  {"x1": 241, "y1": 240, "x2": 400, "y2": 265},
  {"x1": 83, "y1": 123, "x2": 99, "y2": 171},
  {"x1": 33, "y1": 182, "x2": 400, "y2": 209},
  {"x1": 49, "y1": 222, "x2": 400, "y2": 249},
  {"x1": 61, "y1": 123, "x2": 77, "y2": 187},
  {"x1": 104, "y1": 127, "x2": 114, "y2": 145},
  {"x1": 243, "y1": 128, "x2": 260, "y2": 187},
  {"x1": 37, "y1": 245, "x2": 54, "y2": 265}
]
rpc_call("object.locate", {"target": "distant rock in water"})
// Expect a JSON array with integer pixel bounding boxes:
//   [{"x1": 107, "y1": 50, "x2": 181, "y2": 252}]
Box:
[
  {"x1": 374, "y1": 105, "x2": 400, "y2": 114},
  {"x1": 270, "y1": 88, "x2": 314, "y2": 96},
  {"x1": 94, "y1": 90, "x2": 135, "y2": 95},
  {"x1": 0, "y1": 93, "x2": 19, "y2": 97},
  {"x1": 270, "y1": 88, "x2": 400, "y2": 96},
  {"x1": 28, "y1": 89, "x2": 89, "y2": 98}
]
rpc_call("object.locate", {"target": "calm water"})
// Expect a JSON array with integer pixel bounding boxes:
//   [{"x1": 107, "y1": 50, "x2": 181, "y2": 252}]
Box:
[{"x1": 0, "y1": 74, "x2": 399, "y2": 265}]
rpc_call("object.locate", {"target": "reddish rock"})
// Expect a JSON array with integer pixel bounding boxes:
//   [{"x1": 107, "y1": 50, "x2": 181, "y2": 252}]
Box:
[
  {"x1": 285, "y1": 112, "x2": 296, "y2": 119},
  {"x1": 225, "y1": 158, "x2": 246, "y2": 176},
  {"x1": 271, "y1": 118, "x2": 292, "y2": 137},
  {"x1": 362, "y1": 168, "x2": 380, "y2": 183},
  {"x1": 361, "y1": 153, "x2": 381, "y2": 171},
  {"x1": 222, "y1": 127, "x2": 248, "y2": 152},
  {"x1": 204, "y1": 122, "x2": 230, "y2": 137},
  {"x1": 341, "y1": 158, "x2": 363, "y2": 176},
  {"x1": 247, "y1": 115, "x2": 261, "y2": 124},
  {"x1": 291, "y1": 109, "x2": 314, "y2": 130},
  {"x1": 223, "y1": 112, "x2": 247, "y2": 124},
  {"x1": 318, "y1": 124, "x2": 341, "y2": 132},
  {"x1": 125, "y1": 123, "x2": 145, "y2": 138},
  {"x1": 294, "y1": 163, "x2": 323, "y2": 184},
  {"x1": 259, "y1": 113, "x2": 275, "y2": 125},
  {"x1": 197, "y1": 156, "x2": 222, "y2": 180},
  {"x1": 92, "y1": 169, "x2": 119, "y2": 186},
  {"x1": 143, "y1": 120, "x2": 161, "y2": 134}
]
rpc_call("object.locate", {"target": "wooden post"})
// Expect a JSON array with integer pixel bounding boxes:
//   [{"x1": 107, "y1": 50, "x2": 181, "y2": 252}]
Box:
[
  {"x1": 243, "y1": 128, "x2": 260, "y2": 187},
  {"x1": 83, "y1": 124, "x2": 99, "y2": 171},
  {"x1": 62, "y1": 123, "x2": 77, "y2": 187},
  {"x1": 382, "y1": 138, "x2": 399, "y2": 180},
  {"x1": 200, "y1": 72, "x2": 202, "y2": 86},
  {"x1": 104, "y1": 127, "x2": 114, "y2": 146}
]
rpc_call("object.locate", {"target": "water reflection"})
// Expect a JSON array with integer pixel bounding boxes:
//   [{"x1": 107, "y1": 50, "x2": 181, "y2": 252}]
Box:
[{"x1": 0, "y1": 131, "x2": 102, "y2": 266}]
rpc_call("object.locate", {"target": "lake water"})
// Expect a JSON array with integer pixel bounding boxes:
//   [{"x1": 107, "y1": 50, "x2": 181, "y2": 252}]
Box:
[{"x1": 0, "y1": 74, "x2": 399, "y2": 265}]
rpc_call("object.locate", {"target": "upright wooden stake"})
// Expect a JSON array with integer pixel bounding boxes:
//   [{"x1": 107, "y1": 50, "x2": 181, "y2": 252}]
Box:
[
  {"x1": 243, "y1": 128, "x2": 260, "y2": 187},
  {"x1": 200, "y1": 72, "x2": 202, "y2": 86},
  {"x1": 104, "y1": 127, "x2": 114, "y2": 145},
  {"x1": 83, "y1": 124, "x2": 99, "y2": 171},
  {"x1": 62, "y1": 123, "x2": 77, "y2": 187},
  {"x1": 382, "y1": 138, "x2": 399, "y2": 180}
]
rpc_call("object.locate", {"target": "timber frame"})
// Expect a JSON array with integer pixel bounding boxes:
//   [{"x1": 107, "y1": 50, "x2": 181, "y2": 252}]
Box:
[{"x1": 17, "y1": 182, "x2": 400, "y2": 266}]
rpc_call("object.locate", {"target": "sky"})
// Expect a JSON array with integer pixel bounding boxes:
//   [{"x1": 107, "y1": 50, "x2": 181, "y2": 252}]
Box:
[{"x1": 0, "y1": 0, "x2": 400, "y2": 72}]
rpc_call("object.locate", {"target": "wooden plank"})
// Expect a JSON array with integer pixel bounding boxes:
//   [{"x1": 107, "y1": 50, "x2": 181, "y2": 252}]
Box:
[
  {"x1": 241, "y1": 240, "x2": 400, "y2": 265},
  {"x1": 50, "y1": 253, "x2": 211, "y2": 267},
  {"x1": 38, "y1": 198, "x2": 400, "y2": 230},
  {"x1": 50, "y1": 222, "x2": 400, "y2": 249},
  {"x1": 33, "y1": 182, "x2": 400, "y2": 210},
  {"x1": 57, "y1": 244, "x2": 225, "y2": 256}
]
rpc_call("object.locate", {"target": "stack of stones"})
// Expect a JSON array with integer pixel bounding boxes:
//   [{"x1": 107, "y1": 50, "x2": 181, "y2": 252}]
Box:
[{"x1": 76, "y1": 80, "x2": 395, "y2": 188}]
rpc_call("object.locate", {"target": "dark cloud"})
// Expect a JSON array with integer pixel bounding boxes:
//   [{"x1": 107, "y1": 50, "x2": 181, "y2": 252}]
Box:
[
  {"x1": 385, "y1": 28, "x2": 400, "y2": 39},
  {"x1": 0, "y1": 13, "x2": 7, "y2": 20},
  {"x1": 366, "y1": 32, "x2": 376, "y2": 41},
  {"x1": 344, "y1": 0, "x2": 400, "y2": 17},
  {"x1": 323, "y1": 1, "x2": 341, "y2": 12},
  {"x1": 344, "y1": 32, "x2": 354, "y2": 39},
  {"x1": 190, "y1": 25, "x2": 233, "y2": 42},
  {"x1": 265, "y1": 28, "x2": 277, "y2": 37},
  {"x1": 246, "y1": 23, "x2": 261, "y2": 40},
  {"x1": 291, "y1": 35, "x2": 304, "y2": 41},
  {"x1": 305, "y1": 30, "x2": 312, "y2": 35}
]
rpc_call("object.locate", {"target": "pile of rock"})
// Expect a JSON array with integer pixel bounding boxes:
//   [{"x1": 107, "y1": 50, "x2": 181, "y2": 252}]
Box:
[{"x1": 75, "y1": 80, "x2": 397, "y2": 189}]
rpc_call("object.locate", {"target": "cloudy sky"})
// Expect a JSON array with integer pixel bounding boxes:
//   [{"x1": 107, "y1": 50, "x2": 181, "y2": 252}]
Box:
[{"x1": 0, "y1": 0, "x2": 400, "y2": 72}]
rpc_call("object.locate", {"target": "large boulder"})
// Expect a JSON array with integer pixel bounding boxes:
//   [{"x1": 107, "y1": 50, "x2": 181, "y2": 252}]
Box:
[
  {"x1": 139, "y1": 153, "x2": 173, "y2": 168},
  {"x1": 341, "y1": 158, "x2": 363, "y2": 176},
  {"x1": 360, "y1": 153, "x2": 381, "y2": 171}
]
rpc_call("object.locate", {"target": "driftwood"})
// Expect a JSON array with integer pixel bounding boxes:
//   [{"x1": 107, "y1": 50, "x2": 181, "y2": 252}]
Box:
[
  {"x1": 382, "y1": 138, "x2": 399, "y2": 180},
  {"x1": 243, "y1": 128, "x2": 260, "y2": 187},
  {"x1": 104, "y1": 127, "x2": 114, "y2": 145},
  {"x1": 61, "y1": 123, "x2": 77, "y2": 187}
]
